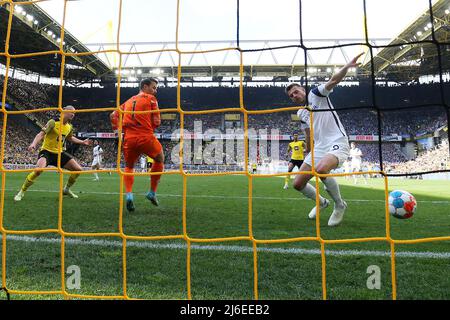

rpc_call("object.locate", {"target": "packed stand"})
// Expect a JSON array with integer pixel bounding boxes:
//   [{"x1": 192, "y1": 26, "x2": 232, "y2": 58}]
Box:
[
  {"x1": 0, "y1": 116, "x2": 39, "y2": 165},
  {"x1": 389, "y1": 139, "x2": 449, "y2": 173},
  {"x1": 2, "y1": 78, "x2": 449, "y2": 172}
]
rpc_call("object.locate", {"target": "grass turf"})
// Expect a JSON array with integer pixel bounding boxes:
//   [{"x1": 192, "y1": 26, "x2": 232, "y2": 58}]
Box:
[{"x1": 0, "y1": 172, "x2": 449, "y2": 300}]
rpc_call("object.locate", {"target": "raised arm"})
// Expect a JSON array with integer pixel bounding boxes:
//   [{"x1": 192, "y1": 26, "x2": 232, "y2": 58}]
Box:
[{"x1": 325, "y1": 52, "x2": 364, "y2": 92}]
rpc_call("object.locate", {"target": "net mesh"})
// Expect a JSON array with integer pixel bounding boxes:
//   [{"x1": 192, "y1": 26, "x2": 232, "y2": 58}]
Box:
[{"x1": 0, "y1": 0, "x2": 449, "y2": 300}]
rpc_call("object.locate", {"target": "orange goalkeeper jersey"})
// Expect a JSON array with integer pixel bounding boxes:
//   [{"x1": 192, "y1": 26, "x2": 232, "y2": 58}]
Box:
[{"x1": 114, "y1": 92, "x2": 161, "y2": 138}]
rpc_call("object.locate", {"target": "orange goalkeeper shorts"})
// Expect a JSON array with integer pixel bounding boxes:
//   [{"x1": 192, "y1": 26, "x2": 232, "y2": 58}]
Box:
[{"x1": 123, "y1": 134, "x2": 162, "y2": 168}]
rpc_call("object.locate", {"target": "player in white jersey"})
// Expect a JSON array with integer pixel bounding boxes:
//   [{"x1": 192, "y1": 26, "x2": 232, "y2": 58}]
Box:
[
  {"x1": 140, "y1": 155, "x2": 147, "y2": 173},
  {"x1": 342, "y1": 158, "x2": 351, "y2": 180},
  {"x1": 350, "y1": 142, "x2": 367, "y2": 184},
  {"x1": 91, "y1": 140, "x2": 103, "y2": 181},
  {"x1": 286, "y1": 53, "x2": 363, "y2": 227}
]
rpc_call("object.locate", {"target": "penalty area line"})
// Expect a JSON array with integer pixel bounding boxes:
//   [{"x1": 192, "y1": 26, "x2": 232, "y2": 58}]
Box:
[{"x1": 2, "y1": 234, "x2": 450, "y2": 260}]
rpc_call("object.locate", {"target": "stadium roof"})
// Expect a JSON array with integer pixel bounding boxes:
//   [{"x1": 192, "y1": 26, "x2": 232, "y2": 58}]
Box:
[
  {"x1": 93, "y1": 39, "x2": 389, "y2": 85},
  {"x1": 0, "y1": 1, "x2": 111, "y2": 82},
  {"x1": 360, "y1": 0, "x2": 450, "y2": 82},
  {"x1": 0, "y1": 0, "x2": 448, "y2": 85}
]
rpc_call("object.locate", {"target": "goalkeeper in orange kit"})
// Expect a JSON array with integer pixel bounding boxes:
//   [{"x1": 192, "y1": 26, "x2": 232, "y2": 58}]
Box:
[{"x1": 110, "y1": 78, "x2": 164, "y2": 212}]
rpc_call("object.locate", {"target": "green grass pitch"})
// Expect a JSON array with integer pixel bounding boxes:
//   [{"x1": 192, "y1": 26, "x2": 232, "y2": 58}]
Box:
[{"x1": 0, "y1": 171, "x2": 449, "y2": 300}]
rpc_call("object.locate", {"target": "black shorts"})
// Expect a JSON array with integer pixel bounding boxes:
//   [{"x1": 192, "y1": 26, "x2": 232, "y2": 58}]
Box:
[
  {"x1": 147, "y1": 162, "x2": 153, "y2": 169},
  {"x1": 289, "y1": 159, "x2": 304, "y2": 169},
  {"x1": 38, "y1": 149, "x2": 74, "y2": 167}
]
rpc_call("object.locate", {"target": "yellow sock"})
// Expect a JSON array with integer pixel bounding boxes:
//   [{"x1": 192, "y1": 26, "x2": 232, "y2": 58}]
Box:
[
  {"x1": 21, "y1": 171, "x2": 40, "y2": 192},
  {"x1": 65, "y1": 173, "x2": 80, "y2": 189},
  {"x1": 285, "y1": 176, "x2": 289, "y2": 185}
]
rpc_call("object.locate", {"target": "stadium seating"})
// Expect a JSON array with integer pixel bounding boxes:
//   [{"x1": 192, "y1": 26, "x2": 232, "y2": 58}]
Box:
[{"x1": 1, "y1": 76, "x2": 448, "y2": 172}]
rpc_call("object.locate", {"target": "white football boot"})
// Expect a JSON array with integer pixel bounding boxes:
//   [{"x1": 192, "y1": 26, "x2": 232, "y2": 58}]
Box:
[
  {"x1": 63, "y1": 188, "x2": 79, "y2": 199},
  {"x1": 14, "y1": 190, "x2": 25, "y2": 202},
  {"x1": 308, "y1": 198, "x2": 330, "y2": 220},
  {"x1": 328, "y1": 201, "x2": 348, "y2": 227}
]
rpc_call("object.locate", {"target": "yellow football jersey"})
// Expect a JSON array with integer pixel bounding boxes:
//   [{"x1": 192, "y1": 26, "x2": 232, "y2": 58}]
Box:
[
  {"x1": 289, "y1": 141, "x2": 305, "y2": 160},
  {"x1": 41, "y1": 119, "x2": 73, "y2": 154},
  {"x1": 147, "y1": 156, "x2": 154, "y2": 164}
]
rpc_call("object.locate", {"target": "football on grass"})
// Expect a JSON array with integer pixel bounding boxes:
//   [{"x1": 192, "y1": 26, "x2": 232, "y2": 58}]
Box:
[{"x1": 388, "y1": 190, "x2": 417, "y2": 219}]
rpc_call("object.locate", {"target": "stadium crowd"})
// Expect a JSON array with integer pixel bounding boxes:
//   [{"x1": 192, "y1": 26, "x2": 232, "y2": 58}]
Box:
[
  {"x1": 0, "y1": 117, "x2": 39, "y2": 165},
  {"x1": 1, "y1": 77, "x2": 449, "y2": 174},
  {"x1": 0, "y1": 75, "x2": 58, "y2": 126},
  {"x1": 387, "y1": 139, "x2": 449, "y2": 173}
]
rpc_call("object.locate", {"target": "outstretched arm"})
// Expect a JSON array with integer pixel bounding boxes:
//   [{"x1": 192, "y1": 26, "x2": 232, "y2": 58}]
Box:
[
  {"x1": 68, "y1": 136, "x2": 92, "y2": 146},
  {"x1": 325, "y1": 52, "x2": 364, "y2": 91},
  {"x1": 28, "y1": 131, "x2": 45, "y2": 152},
  {"x1": 28, "y1": 119, "x2": 55, "y2": 152}
]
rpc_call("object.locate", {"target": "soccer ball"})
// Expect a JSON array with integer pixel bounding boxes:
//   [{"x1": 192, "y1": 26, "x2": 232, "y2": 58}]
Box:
[{"x1": 388, "y1": 190, "x2": 417, "y2": 219}]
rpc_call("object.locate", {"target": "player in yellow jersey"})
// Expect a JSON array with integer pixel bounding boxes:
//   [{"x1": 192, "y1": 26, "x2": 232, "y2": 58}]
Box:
[
  {"x1": 147, "y1": 156, "x2": 154, "y2": 171},
  {"x1": 283, "y1": 133, "x2": 306, "y2": 189},
  {"x1": 14, "y1": 106, "x2": 92, "y2": 201}
]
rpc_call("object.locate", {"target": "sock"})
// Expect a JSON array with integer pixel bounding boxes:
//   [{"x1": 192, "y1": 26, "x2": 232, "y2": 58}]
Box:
[
  {"x1": 124, "y1": 167, "x2": 135, "y2": 194},
  {"x1": 65, "y1": 173, "x2": 80, "y2": 190},
  {"x1": 126, "y1": 192, "x2": 134, "y2": 201},
  {"x1": 94, "y1": 172, "x2": 99, "y2": 179},
  {"x1": 284, "y1": 176, "x2": 289, "y2": 185},
  {"x1": 21, "y1": 171, "x2": 40, "y2": 192},
  {"x1": 322, "y1": 177, "x2": 344, "y2": 207},
  {"x1": 300, "y1": 183, "x2": 326, "y2": 205},
  {"x1": 150, "y1": 162, "x2": 164, "y2": 193}
]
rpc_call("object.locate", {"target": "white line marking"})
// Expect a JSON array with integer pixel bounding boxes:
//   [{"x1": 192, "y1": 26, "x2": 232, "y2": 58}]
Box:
[
  {"x1": 2, "y1": 235, "x2": 449, "y2": 260},
  {"x1": 4, "y1": 188, "x2": 450, "y2": 204}
]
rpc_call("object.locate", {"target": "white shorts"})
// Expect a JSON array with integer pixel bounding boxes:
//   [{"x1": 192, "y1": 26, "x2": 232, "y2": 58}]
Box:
[
  {"x1": 92, "y1": 158, "x2": 102, "y2": 167},
  {"x1": 304, "y1": 138, "x2": 350, "y2": 168},
  {"x1": 351, "y1": 160, "x2": 362, "y2": 171}
]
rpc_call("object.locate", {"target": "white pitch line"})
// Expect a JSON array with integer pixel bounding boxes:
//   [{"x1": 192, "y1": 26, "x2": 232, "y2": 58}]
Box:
[
  {"x1": 2, "y1": 234, "x2": 450, "y2": 260},
  {"x1": 4, "y1": 188, "x2": 450, "y2": 204}
]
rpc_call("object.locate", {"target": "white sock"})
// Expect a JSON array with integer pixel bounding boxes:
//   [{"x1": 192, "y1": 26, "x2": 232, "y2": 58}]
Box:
[
  {"x1": 322, "y1": 177, "x2": 344, "y2": 207},
  {"x1": 94, "y1": 173, "x2": 99, "y2": 179},
  {"x1": 300, "y1": 183, "x2": 326, "y2": 205}
]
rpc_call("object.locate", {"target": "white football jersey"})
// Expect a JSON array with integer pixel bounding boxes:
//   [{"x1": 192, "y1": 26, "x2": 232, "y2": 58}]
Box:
[
  {"x1": 93, "y1": 145, "x2": 103, "y2": 159},
  {"x1": 296, "y1": 84, "x2": 347, "y2": 149},
  {"x1": 140, "y1": 156, "x2": 146, "y2": 168},
  {"x1": 350, "y1": 147, "x2": 362, "y2": 161}
]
